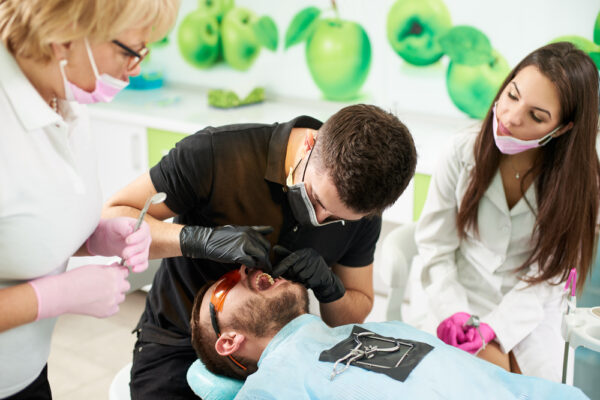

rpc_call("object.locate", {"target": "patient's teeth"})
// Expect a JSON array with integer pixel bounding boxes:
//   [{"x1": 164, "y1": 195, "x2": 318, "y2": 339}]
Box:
[{"x1": 256, "y1": 272, "x2": 274, "y2": 290}]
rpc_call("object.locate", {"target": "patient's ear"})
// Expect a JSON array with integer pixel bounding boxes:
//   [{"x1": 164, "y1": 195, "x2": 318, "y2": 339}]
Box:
[{"x1": 215, "y1": 331, "x2": 246, "y2": 356}]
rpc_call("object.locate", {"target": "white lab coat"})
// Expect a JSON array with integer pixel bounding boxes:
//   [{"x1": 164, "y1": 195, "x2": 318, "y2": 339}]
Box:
[
  {"x1": 0, "y1": 44, "x2": 102, "y2": 396},
  {"x1": 402, "y1": 131, "x2": 566, "y2": 382}
]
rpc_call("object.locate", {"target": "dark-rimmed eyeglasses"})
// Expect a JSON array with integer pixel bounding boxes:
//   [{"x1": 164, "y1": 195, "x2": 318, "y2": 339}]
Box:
[
  {"x1": 209, "y1": 269, "x2": 247, "y2": 371},
  {"x1": 112, "y1": 40, "x2": 149, "y2": 70}
]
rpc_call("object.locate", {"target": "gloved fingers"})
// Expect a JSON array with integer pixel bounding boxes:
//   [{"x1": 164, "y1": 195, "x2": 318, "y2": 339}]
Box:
[
  {"x1": 451, "y1": 312, "x2": 471, "y2": 326},
  {"x1": 115, "y1": 267, "x2": 130, "y2": 294},
  {"x1": 479, "y1": 322, "x2": 496, "y2": 342},
  {"x1": 295, "y1": 262, "x2": 322, "y2": 286},
  {"x1": 239, "y1": 243, "x2": 271, "y2": 272},
  {"x1": 440, "y1": 324, "x2": 459, "y2": 346},
  {"x1": 436, "y1": 322, "x2": 452, "y2": 344},
  {"x1": 270, "y1": 263, "x2": 288, "y2": 279},
  {"x1": 110, "y1": 217, "x2": 136, "y2": 237},
  {"x1": 314, "y1": 276, "x2": 345, "y2": 303},
  {"x1": 464, "y1": 327, "x2": 477, "y2": 342},
  {"x1": 455, "y1": 326, "x2": 469, "y2": 345},
  {"x1": 256, "y1": 257, "x2": 273, "y2": 274},
  {"x1": 457, "y1": 338, "x2": 482, "y2": 354},
  {"x1": 273, "y1": 245, "x2": 292, "y2": 258},
  {"x1": 271, "y1": 252, "x2": 299, "y2": 278},
  {"x1": 121, "y1": 239, "x2": 150, "y2": 259},
  {"x1": 235, "y1": 254, "x2": 258, "y2": 267},
  {"x1": 251, "y1": 225, "x2": 274, "y2": 236},
  {"x1": 102, "y1": 305, "x2": 120, "y2": 318},
  {"x1": 245, "y1": 228, "x2": 271, "y2": 253},
  {"x1": 125, "y1": 221, "x2": 151, "y2": 245},
  {"x1": 130, "y1": 261, "x2": 149, "y2": 274},
  {"x1": 125, "y1": 253, "x2": 149, "y2": 273}
]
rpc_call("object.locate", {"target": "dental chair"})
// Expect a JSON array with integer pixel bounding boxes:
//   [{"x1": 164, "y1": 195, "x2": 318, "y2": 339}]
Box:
[
  {"x1": 108, "y1": 360, "x2": 241, "y2": 400},
  {"x1": 378, "y1": 222, "x2": 417, "y2": 322},
  {"x1": 109, "y1": 362, "x2": 131, "y2": 400},
  {"x1": 378, "y1": 222, "x2": 577, "y2": 385}
]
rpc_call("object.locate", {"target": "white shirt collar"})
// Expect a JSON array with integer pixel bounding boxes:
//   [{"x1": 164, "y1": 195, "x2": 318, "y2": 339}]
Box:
[{"x1": 0, "y1": 44, "x2": 69, "y2": 131}]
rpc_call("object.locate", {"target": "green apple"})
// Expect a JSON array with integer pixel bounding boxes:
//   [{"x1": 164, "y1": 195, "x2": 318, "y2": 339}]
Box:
[
  {"x1": 550, "y1": 35, "x2": 600, "y2": 53},
  {"x1": 177, "y1": 10, "x2": 220, "y2": 69},
  {"x1": 305, "y1": 18, "x2": 371, "y2": 101},
  {"x1": 387, "y1": 0, "x2": 452, "y2": 66},
  {"x1": 197, "y1": 0, "x2": 234, "y2": 22},
  {"x1": 221, "y1": 7, "x2": 261, "y2": 71},
  {"x1": 446, "y1": 49, "x2": 510, "y2": 119},
  {"x1": 595, "y1": 11, "x2": 600, "y2": 45}
]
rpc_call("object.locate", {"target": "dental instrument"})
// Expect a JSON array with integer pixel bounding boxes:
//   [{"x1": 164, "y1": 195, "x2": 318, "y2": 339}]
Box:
[{"x1": 120, "y1": 192, "x2": 166, "y2": 267}]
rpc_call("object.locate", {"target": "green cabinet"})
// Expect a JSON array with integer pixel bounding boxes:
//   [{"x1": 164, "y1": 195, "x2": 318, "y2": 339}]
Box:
[
  {"x1": 147, "y1": 128, "x2": 187, "y2": 168},
  {"x1": 413, "y1": 173, "x2": 431, "y2": 221}
]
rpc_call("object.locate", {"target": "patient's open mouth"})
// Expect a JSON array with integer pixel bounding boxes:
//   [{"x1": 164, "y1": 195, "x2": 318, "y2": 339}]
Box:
[
  {"x1": 246, "y1": 267, "x2": 286, "y2": 292},
  {"x1": 256, "y1": 272, "x2": 274, "y2": 291}
]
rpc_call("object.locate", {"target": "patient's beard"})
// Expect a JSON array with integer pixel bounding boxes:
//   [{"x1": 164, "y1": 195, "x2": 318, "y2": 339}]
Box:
[{"x1": 230, "y1": 286, "x2": 309, "y2": 337}]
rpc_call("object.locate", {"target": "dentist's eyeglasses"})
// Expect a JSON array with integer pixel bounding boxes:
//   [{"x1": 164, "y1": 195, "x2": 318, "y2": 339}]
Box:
[
  {"x1": 209, "y1": 269, "x2": 248, "y2": 371},
  {"x1": 112, "y1": 40, "x2": 149, "y2": 70}
]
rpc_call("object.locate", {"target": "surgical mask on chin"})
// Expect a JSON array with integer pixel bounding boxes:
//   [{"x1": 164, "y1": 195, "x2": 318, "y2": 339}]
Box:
[
  {"x1": 285, "y1": 153, "x2": 344, "y2": 228},
  {"x1": 492, "y1": 103, "x2": 561, "y2": 155},
  {"x1": 58, "y1": 38, "x2": 129, "y2": 104}
]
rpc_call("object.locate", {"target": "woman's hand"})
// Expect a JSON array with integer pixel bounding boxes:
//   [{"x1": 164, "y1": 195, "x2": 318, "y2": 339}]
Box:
[{"x1": 86, "y1": 217, "x2": 152, "y2": 272}]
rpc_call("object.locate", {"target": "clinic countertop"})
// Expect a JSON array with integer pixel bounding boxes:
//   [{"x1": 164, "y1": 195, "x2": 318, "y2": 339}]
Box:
[{"x1": 88, "y1": 83, "x2": 479, "y2": 174}]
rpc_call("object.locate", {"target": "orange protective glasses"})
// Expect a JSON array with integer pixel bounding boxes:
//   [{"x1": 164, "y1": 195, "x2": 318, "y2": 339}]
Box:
[{"x1": 210, "y1": 269, "x2": 247, "y2": 370}]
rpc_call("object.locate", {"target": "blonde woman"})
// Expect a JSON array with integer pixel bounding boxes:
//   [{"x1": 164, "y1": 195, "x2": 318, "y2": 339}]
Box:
[{"x1": 0, "y1": 0, "x2": 179, "y2": 397}]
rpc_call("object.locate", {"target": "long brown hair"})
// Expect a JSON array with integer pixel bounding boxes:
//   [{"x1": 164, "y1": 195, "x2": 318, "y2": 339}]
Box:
[{"x1": 457, "y1": 42, "x2": 600, "y2": 291}]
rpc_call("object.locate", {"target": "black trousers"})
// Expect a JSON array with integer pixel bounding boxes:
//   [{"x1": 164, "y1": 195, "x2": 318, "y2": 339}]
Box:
[
  {"x1": 130, "y1": 325, "x2": 199, "y2": 400},
  {"x1": 3, "y1": 365, "x2": 51, "y2": 400}
]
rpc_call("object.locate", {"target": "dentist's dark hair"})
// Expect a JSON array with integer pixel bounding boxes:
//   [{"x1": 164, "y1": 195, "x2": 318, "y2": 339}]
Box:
[
  {"x1": 314, "y1": 104, "x2": 417, "y2": 214},
  {"x1": 457, "y1": 42, "x2": 599, "y2": 292}
]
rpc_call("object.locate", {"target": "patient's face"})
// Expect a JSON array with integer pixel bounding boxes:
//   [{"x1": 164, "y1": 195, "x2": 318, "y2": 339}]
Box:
[{"x1": 200, "y1": 266, "x2": 309, "y2": 337}]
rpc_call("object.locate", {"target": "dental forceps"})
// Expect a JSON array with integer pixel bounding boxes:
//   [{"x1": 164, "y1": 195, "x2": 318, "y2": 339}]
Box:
[{"x1": 329, "y1": 332, "x2": 413, "y2": 380}]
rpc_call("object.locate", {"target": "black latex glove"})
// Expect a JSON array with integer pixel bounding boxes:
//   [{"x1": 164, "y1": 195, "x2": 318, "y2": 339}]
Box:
[
  {"x1": 180, "y1": 225, "x2": 273, "y2": 271},
  {"x1": 272, "y1": 245, "x2": 345, "y2": 303}
]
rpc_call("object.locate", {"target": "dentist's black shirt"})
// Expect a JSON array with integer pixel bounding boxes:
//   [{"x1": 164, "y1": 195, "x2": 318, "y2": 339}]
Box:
[{"x1": 141, "y1": 116, "x2": 382, "y2": 339}]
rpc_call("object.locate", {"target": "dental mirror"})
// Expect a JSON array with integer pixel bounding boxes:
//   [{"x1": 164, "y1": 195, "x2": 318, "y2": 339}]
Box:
[{"x1": 134, "y1": 192, "x2": 167, "y2": 230}]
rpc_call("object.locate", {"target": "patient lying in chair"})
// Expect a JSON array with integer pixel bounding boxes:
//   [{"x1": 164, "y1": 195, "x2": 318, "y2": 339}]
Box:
[{"x1": 189, "y1": 266, "x2": 588, "y2": 400}]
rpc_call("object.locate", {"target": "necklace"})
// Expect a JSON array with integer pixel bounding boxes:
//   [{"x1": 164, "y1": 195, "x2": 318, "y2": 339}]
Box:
[{"x1": 507, "y1": 158, "x2": 528, "y2": 180}]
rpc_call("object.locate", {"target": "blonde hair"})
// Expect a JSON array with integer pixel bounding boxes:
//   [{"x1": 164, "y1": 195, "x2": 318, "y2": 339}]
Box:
[{"x1": 0, "y1": 0, "x2": 180, "y2": 63}]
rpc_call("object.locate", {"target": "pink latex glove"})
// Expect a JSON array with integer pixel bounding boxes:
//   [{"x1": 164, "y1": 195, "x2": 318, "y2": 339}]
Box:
[
  {"x1": 29, "y1": 263, "x2": 130, "y2": 320},
  {"x1": 86, "y1": 217, "x2": 152, "y2": 272},
  {"x1": 437, "y1": 312, "x2": 496, "y2": 354}
]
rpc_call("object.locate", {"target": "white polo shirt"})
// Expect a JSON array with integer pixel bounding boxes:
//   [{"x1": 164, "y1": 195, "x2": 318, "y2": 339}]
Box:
[{"x1": 0, "y1": 44, "x2": 102, "y2": 396}]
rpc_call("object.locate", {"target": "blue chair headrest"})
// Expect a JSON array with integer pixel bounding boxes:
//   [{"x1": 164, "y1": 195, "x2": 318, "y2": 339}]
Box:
[{"x1": 186, "y1": 359, "x2": 243, "y2": 399}]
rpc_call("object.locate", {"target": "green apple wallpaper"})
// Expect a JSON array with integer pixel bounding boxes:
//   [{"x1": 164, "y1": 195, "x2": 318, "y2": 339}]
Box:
[
  {"x1": 440, "y1": 26, "x2": 510, "y2": 119},
  {"x1": 141, "y1": 0, "x2": 598, "y2": 119},
  {"x1": 177, "y1": 0, "x2": 278, "y2": 71},
  {"x1": 285, "y1": 2, "x2": 372, "y2": 101},
  {"x1": 386, "y1": 0, "x2": 452, "y2": 66}
]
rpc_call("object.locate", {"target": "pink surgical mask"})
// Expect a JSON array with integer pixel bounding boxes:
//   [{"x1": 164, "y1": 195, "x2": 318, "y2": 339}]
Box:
[
  {"x1": 59, "y1": 38, "x2": 129, "y2": 104},
  {"x1": 492, "y1": 103, "x2": 561, "y2": 155}
]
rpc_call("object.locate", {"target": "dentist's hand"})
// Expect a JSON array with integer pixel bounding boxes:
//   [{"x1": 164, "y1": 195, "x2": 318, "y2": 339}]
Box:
[
  {"x1": 180, "y1": 225, "x2": 273, "y2": 271},
  {"x1": 29, "y1": 263, "x2": 130, "y2": 320},
  {"x1": 272, "y1": 246, "x2": 345, "y2": 303},
  {"x1": 86, "y1": 217, "x2": 152, "y2": 272},
  {"x1": 437, "y1": 312, "x2": 496, "y2": 354}
]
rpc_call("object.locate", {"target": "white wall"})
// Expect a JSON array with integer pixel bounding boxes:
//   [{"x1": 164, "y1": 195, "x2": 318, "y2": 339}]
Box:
[{"x1": 150, "y1": 0, "x2": 599, "y2": 118}]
